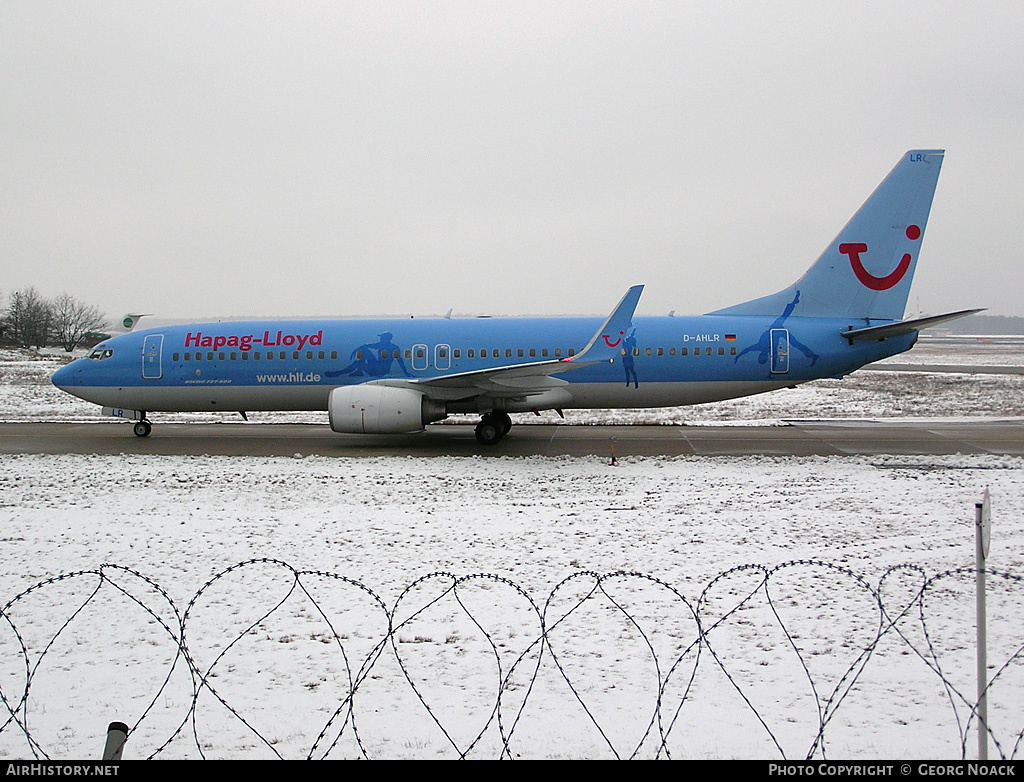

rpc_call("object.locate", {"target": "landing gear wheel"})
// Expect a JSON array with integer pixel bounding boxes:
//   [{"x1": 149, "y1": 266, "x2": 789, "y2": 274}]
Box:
[
  {"x1": 133, "y1": 420, "x2": 152, "y2": 438},
  {"x1": 475, "y1": 419, "x2": 503, "y2": 445},
  {"x1": 494, "y1": 412, "x2": 512, "y2": 435}
]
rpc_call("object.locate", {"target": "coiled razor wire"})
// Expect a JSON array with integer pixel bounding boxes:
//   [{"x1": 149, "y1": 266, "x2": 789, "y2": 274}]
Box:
[{"x1": 1, "y1": 559, "x2": 1022, "y2": 759}]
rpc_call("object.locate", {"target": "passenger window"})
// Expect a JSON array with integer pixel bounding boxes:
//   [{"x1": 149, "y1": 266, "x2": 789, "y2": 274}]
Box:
[
  {"x1": 172, "y1": 353, "x2": 180, "y2": 361},
  {"x1": 242, "y1": 353, "x2": 249, "y2": 361},
  {"x1": 468, "y1": 349, "x2": 475, "y2": 358},
  {"x1": 633, "y1": 348, "x2": 640, "y2": 357},
  {"x1": 669, "y1": 347, "x2": 676, "y2": 356},
  {"x1": 279, "y1": 351, "x2": 286, "y2": 360},
  {"x1": 493, "y1": 349, "x2": 499, "y2": 358},
  {"x1": 517, "y1": 348, "x2": 524, "y2": 358},
  {"x1": 453, "y1": 349, "x2": 461, "y2": 359},
  {"x1": 505, "y1": 349, "x2": 512, "y2": 358},
  {"x1": 529, "y1": 348, "x2": 536, "y2": 358},
  {"x1": 645, "y1": 347, "x2": 652, "y2": 357},
  {"x1": 230, "y1": 352, "x2": 237, "y2": 361},
  {"x1": 730, "y1": 346, "x2": 737, "y2": 355},
  {"x1": 705, "y1": 347, "x2": 712, "y2": 356},
  {"x1": 306, "y1": 351, "x2": 313, "y2": 359},
  {"x1": 718, "y1": 347, "x2": 725, "y2": 356},
  {"x1": 356, "y1": 350, "x2": 364, "y2": 359},
  {"x1": 681, "y1": 347, "x2": 688, "y2": 356},
  {"x1": 568, "y1": 348, "x2": 575, "y2": 357},
  {"x1": 554, "y1": 348, "x2": 562, "y2": 358},
  {"x1": 657, "y1": 348, "x2": 664, "y2": 357},
  {"x1": 542, "y1": 348, "x2": 549, "y2": 358}
]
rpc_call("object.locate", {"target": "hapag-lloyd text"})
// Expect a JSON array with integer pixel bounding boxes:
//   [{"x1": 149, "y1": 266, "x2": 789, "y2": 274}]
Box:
[{"x1": 184, "y1": 330, "x2": 323, "y2": 353}]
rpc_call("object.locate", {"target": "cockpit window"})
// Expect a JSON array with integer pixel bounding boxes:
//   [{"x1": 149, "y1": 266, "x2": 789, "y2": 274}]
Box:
[{"x1": 88, "y1": 348, "x2": 114, "y2": 361}]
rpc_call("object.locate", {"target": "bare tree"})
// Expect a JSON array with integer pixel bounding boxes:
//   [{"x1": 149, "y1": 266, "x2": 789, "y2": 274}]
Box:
[
  {"x1": 52, "y1": 293, "x2": 106, "y2": 352},
  {"x1": 5, "y1": 287, "x2": 53, "y2": 348}
]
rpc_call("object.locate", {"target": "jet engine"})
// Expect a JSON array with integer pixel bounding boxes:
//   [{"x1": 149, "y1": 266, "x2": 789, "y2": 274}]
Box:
[{"x1": 328, "y1": 385, "x2": 447, "y2": 434}]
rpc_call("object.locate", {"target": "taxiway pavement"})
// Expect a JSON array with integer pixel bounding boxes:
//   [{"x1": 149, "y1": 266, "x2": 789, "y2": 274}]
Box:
[{"x1": 3, "y1": 420, "x2": 1023, "y2": 458}]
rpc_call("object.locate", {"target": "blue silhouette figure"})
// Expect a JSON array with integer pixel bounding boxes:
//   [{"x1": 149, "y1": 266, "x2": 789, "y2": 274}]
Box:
[
  {"x1": 326, "y1": 332, "x2": 412, "y2": 378},
  {"x1": 622, "y1": 329, "x2": 639, "y2": 388},
  {"x1": 733, "y1": 291, "x2": 819, "y2": 369}
]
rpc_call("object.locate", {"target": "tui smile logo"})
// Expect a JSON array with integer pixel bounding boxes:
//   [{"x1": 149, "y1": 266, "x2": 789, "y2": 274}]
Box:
[
  {"x1": 602, "y1": 332, "x2": 623, "y2": 348},
  {"x1": 839, "y1": 225, "x2": 921, "y2": 291}
]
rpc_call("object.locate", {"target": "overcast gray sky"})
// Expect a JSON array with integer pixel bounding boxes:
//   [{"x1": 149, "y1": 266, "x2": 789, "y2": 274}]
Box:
[{"x1": 3, "y1": 2, "x2": 1022, "y2": 322}]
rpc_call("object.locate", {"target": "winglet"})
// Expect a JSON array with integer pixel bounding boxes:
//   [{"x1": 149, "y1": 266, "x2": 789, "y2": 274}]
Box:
[{"x1": 567, "y1": 285, "x2": 644, "y2": 364}]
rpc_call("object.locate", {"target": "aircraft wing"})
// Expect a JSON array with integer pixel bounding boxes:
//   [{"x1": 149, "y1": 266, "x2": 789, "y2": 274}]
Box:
[{"x1": 371, "y1": 285, "x2": 643, "y2": 401}]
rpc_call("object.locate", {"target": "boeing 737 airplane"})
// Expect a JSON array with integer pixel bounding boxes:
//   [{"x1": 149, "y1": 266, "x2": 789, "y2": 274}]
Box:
[{"x1": 52, "y1": 150, "x2": 977, "y2": 444}]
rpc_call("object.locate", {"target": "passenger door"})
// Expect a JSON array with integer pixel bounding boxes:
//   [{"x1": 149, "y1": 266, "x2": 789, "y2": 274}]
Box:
[
  {"x1": 770, "y1": 329, "x2": 789, "y2": 374},
  {"x1": 142, "y1": 334, "x2": 164, "y2": 379}
]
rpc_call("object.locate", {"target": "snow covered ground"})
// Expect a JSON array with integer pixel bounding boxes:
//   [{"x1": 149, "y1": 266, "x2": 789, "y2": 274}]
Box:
[{"x1": 1, "y1": 340, "x2": 1023, "y2": 760}]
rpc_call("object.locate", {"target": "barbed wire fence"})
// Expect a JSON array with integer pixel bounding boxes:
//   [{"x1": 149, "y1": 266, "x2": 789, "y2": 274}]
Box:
[{"x1": 1, "y1": 559, "x2": 1022, "y2": 760}]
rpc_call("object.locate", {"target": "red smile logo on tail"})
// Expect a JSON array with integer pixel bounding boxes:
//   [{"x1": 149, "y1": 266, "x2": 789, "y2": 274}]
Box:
[
  {"x1": 839, "y1": 225, "x2": 920, "y2": 291},
  {"x1": 602, "y1": 332, "x2": 623, "y2": 348}
]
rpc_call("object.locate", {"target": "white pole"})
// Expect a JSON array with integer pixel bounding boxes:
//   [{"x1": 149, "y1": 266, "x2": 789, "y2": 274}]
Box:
[
  {"x1": 975, "y1": 495, "x2": 989, "y2": 761},
  {"x1": 102, "y1": 721, "x2": 128, "y2": 761}
]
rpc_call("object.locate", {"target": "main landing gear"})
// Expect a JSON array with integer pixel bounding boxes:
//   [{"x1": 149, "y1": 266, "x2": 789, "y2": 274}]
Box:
[{"x1": 475, "y1": 412, "x2": 512, "y2": 445}]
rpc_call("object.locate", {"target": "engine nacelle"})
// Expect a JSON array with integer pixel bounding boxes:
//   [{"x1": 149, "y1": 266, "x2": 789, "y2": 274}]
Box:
[{"x1": 328, "y1": 385, "x2": 446, "y2": 434}]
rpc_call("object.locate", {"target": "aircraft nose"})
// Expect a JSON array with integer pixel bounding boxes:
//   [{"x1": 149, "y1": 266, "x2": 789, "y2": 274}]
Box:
[{"x1": 51, "y1": 361, "x2": 79, "y2": 390}]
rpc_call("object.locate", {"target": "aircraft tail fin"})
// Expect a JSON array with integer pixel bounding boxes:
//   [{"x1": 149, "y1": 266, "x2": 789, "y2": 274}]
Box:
[
  {"x1": 118, "y1": 313, "x2": 151, "y2": 332},
  {"x1": 709, "y1": 150, "x2": 944, "y2": 322}
]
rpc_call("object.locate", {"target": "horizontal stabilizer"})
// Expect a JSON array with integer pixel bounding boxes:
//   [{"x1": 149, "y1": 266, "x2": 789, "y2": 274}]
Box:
[{"x1": 841, "y1": 309, "x2": 984, "y2": 342}]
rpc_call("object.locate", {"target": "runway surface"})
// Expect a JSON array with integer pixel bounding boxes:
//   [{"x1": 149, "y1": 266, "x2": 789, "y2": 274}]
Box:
[{"x1": 3, "y1": 419, "x2": 1024, "y2": 457}]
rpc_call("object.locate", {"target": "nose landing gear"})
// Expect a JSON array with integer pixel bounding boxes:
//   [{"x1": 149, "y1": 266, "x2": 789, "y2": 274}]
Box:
[{"x1": 132, "y1": 416, "x2": 152, "y2": 438}]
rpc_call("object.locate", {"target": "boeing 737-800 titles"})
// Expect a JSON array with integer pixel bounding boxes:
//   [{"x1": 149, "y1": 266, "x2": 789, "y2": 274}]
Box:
[{"x1": 52, "y1": 150, "x2": 977, "y2": 444}]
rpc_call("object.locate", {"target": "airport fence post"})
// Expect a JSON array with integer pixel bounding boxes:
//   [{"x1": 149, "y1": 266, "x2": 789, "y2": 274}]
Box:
[
  {"x1": 975, "y1": 489, "x2": 991, "y2": 761},
  {"x1": 102, "y1": 721, "x2": 129, "y2": 761}
]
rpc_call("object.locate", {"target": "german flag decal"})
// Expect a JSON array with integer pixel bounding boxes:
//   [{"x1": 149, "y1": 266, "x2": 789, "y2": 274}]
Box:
[{"x1": 725, "y1": 334, "x2": 736, "y2": 341}]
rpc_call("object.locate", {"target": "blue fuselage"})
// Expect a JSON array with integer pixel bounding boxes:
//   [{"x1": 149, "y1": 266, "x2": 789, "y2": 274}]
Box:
[{"x1": 52, "y1": 312, "x2": 914, "y2": 415}]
